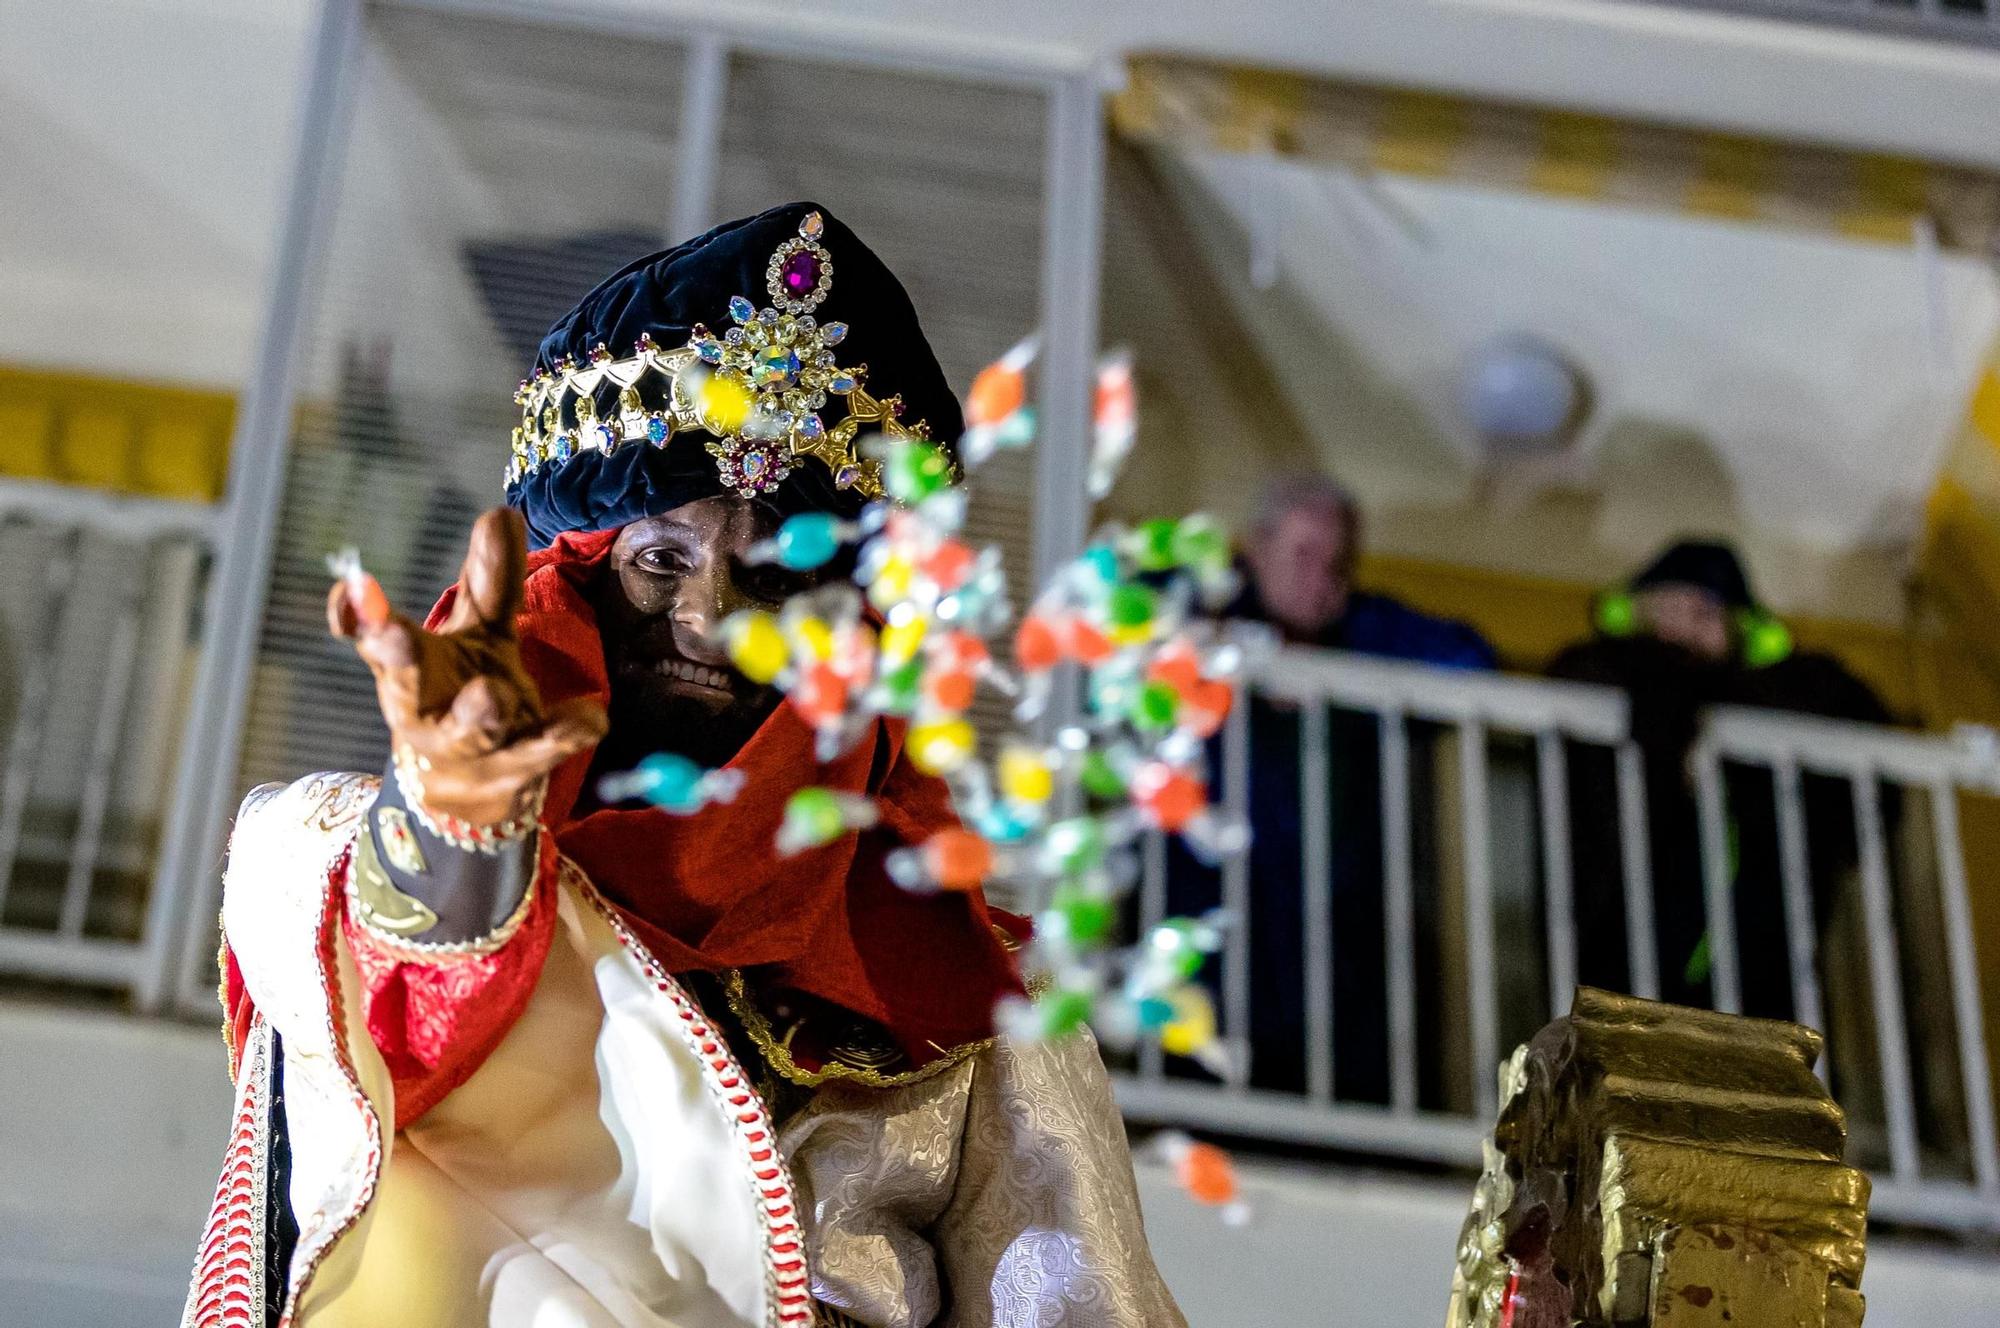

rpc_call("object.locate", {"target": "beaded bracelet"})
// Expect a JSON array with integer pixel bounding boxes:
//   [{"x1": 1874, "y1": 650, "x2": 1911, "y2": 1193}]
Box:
[{"x1": 391, "y1": 742, "x2": 545, "y2": 855}]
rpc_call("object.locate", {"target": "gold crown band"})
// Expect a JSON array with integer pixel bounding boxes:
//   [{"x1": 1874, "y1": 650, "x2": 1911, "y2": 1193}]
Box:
[{"x1": 505, "y1": 211, "x2": 931, "y2": 502}]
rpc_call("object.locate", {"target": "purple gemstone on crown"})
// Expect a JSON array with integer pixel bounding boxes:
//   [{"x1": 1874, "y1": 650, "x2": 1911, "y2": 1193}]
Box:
[{"x1": 780, "y1": 249, "x2": 822, "y2": 298}]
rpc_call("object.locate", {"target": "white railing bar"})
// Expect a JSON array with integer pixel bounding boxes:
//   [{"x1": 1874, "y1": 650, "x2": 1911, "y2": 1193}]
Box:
[
  {"x1": 1771, "y1": 757, "x2": 1827, "y2": 1076},
  {"x1": 58, "y1": 588, "x2": 147, "y2": 939},
  {"x1": 0, "y1": 528, "x2": 84, "y2": 917},
  {"x1": 0, "y1": 931, "x2": 142, "y2": 986},
  {"x1": 1111, "y1": 1076, "x2": 1486, "y2": 1165},
  {"x1": 1301, "y1": 701, "x2": 1335, "y2": 1104},
  {"x1": 1138, "y1": 828, "x2": 1166, "y2": 1082},
  {"x1": 1254, "y1": 646, "x2": 1629, "y2": 744},
  {"x1": 1926, "y1": 780, "x2": 2000, "y2": 1198},
  {"x1": 1221, "y1": 682, "x2": 1253, "y2": 1092},
  {"x1": 1853, "y1": 771, "x2": 1922, "y2": 1184},
  {"x1": 1863, "y1": 1179, "x2": 2000, "y2": 1234},
  {"x1": 1379, "y1": 708, "x2": 1419, "y2": 1116},
  {"x1": 1535, "y1": 728, "x2": 1577, "y2": 1018},
  {"x1": 666, "y1": 33, "x2": 728, "y2": 246},
  {"x1": 0, "y1": 477, "x2": 219, "y2": 542},
  {"x1": 1693, "y1": 742, "x2": 1742, "y2": 1014},
  {"x1": 142, "y1": 0, "x2": 367, "y2": 1013},
  {"x1": 1613, "y1": 740, "x2": 1660, "y2": 1000},
  {"x1": 1705, "y1": 705, "x2": 2000, "y2": 795},
  {"x1": 1459, "y1": 720, "x2": 1498, "y2": 1119}
]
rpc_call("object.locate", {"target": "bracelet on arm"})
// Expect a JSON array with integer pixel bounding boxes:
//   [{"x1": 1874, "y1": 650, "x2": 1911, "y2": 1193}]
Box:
[{"x1": 391, "y1": 742, "x2": 546, "y2": 855}]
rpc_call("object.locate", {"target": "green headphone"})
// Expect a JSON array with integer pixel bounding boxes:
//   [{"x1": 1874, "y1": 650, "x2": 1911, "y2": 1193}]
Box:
[{"x1": 1593, "y1": 590, "x2": 1792, "y2": 668}]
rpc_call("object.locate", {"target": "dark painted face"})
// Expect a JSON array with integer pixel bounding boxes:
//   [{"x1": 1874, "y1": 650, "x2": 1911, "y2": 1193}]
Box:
[{"x1": 590, "y1": 495, "x2": 819, "y2": 772}]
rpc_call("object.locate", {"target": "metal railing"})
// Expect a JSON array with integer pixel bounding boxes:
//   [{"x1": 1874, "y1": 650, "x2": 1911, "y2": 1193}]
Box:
[
  {"x1": 0, "y1": 478, "x2": 217, "y2": 993},
  {"x1": 1112, "y1": 643, "x2": 2000, "y2": 1234}
]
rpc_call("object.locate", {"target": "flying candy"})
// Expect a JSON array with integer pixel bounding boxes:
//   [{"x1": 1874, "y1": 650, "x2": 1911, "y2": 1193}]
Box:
[
  {"x1": 598, "y1": 753, "x2": 745, "y2": 814},
  {"x1": 326, "y1": 547, "x2": 391, "y2": 629},
  {"x1": 745, "y1": 511, "x2": 859, "y2": 571},
  {"x1": 610, "y1": 336, "x2": 1257, "y2": 1135},
  {"x1": 1149, "y1": 1130, "x2": 1253, "y2": 1226},
  {"x1": 776, "y1": 787, "x2": 879, "y2": 855}
]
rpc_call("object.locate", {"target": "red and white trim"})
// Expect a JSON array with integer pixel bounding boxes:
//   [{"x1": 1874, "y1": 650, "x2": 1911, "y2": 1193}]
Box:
[
  {"x1": 579, "y1": 868, "x2": 813, "y2": 1327},
  {"x1": 184, "y1": 1017, "x2": 272, "y2": 1328}
]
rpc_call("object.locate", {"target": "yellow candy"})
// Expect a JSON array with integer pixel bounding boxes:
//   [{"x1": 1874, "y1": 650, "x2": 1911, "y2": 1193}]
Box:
[
  {"x1": 1160, "y1": 986, "x2": 1217, "y2": 1057},
  {"x1": 873, "y1": 555, "x2": 914, "y2": 604},
  {"x1": 908, "y1": 718, "x2": 976, "y2": 774},
  {"x1": 697, "y1": 371, "x2": 753, "y2": 433},
  {"x1": 794, "y1": 616, "x2": 835, "y2": 662},
  {"x1": 725, "y1": 612, "x2": 788, "y2": 684},
  {"x1": 997, "y1": 745, "x2": 1055, "y2": 804},
  {"x1": 879, "y1": 614, "x2": 927, "y2": 667},
  {"x1": 1108, "y1": 620, "x2": 1152, "y2": 648}
]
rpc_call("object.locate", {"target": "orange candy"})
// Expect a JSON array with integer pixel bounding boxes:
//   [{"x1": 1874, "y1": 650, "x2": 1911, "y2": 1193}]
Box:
[
  {"x1": 1176, "y1": 1141, "x2": 1237, "y2": 1206},
  {"x1": 922, "y1": 539, "x2": 976, "y2": 591},
  {"x1": 794, "y1": 663, "x2": 849, "y2": 724},
  {"x1": 1014, "y1": 616, "x2": 1062, "y2": 672},
  {"x1": 926, "y1": 668, "x2": 977, "y2": 711},
  {"x1": 967, "y1": 362, "x2": 1027, "y2": 426},
  {"x1": 935, "y1": 631, "x2": 990, "y2": 671},
  {"x1": 1182, "y1": 679, "x2": 1234, "y2": 737},
  {"x1": 1133, "y1": 761, "x2": 1205, "y2": 831},
  {"x1": 352, "y1": 573, "x2": 392, "y2": 629},
  {"x1": 925, "y1": 828, "x2": 994, "y2": 890},
  {"x1": 1064, "y1": 618, "x2": 1114, "y2": 664},
  {"x1": 1146, "y1": 644, "x2": 1202, "y2": 697}
]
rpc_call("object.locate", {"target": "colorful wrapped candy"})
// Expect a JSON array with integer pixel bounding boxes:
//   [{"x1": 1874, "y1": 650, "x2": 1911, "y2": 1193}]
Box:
[
  {"x1": 597, "y1": 753, "x2": 745, "y2": 814},
  {"x1": 776, "y1": 787, "x2": 879, "y2": 855},
  {"x1": 326, "y1": 547, "x2": 391, "y2": 629},
  {"x1": 610, "y1": 334, "x2": 1256, "y2": 1158}
]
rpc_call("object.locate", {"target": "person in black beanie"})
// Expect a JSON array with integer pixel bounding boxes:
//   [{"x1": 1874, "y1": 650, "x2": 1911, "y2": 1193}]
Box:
[{"x1": 1548, "y1": 538, "x2": 1889, "y2": 1017}]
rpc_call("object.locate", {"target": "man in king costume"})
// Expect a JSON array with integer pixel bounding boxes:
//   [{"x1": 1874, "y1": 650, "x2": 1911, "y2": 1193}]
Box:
[{"x1": 185, "y1": 203, "x2": 1185, "y2": 1328}]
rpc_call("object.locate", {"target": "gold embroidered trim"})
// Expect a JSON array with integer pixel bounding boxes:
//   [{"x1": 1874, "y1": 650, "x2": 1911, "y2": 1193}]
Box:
[{"x1": 722, "y1": 968, "x2": 993, "y2": 1090}]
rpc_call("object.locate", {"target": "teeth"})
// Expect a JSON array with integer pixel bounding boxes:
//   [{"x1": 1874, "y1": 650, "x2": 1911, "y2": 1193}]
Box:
[{"x1": 660, "y1": 659, "x2": 729, "y2": 689}]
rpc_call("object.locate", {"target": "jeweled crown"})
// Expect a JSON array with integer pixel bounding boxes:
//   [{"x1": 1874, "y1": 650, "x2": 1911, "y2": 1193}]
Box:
[{"x1": 506, "y1": 211, "x2": 932, "y2": 501}]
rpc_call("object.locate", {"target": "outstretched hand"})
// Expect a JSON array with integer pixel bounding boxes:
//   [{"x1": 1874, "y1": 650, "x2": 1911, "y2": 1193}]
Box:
[{"x1": 329, "y1": 508, "x2": 607, "y2": 827}]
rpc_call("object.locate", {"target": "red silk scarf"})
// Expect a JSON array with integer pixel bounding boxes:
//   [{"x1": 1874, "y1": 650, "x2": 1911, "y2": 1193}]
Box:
[{"x1": 428, "y1": 528, "x2": 1022, "y2": 1067}]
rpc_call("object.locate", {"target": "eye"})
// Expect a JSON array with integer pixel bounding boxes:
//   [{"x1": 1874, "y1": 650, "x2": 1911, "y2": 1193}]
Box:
[{"x1": 635, "y1": 546, "x2": 693, "y2": 576}]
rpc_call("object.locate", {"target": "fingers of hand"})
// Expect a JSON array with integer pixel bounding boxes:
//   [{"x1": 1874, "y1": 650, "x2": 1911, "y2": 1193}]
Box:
[
  {"x1": 438, "y1": 674, "x2": 521, "y2": 758},
  {"x1": 327, "y1": 582, "x2": 361, "y2": 639},
  {"x1": 457, "y1": 507, "x2": 529, "y2": 636},
  {"x1": 416, "y1": 700, "x2": 604, "y2": 821}
]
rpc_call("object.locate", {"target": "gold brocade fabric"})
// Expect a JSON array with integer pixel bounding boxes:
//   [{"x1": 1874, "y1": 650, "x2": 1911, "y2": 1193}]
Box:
[{"x1": 778, "y1": 1030, "x2": 1186, "y2": 1328}]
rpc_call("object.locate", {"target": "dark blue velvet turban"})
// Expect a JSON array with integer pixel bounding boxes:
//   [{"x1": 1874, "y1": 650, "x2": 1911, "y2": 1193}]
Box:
[{"x1": 504, "y1": 201, "x2": 963, "y2": 549}]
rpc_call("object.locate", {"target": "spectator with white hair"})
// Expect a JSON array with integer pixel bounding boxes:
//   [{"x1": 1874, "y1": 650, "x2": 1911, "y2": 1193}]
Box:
[{"x1": 1170, "y1": 472, "x2": 1495, "y2": 1105}]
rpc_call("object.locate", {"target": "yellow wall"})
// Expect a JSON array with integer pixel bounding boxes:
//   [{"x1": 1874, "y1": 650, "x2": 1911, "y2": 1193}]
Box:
[{"x1": 0, "y1": 365, "x2": 232, "y2": 501}]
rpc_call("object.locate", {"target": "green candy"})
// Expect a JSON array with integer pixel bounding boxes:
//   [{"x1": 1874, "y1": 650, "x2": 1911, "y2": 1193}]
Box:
[
  {"x1": 1169, "y1": 516, "x2": 1229, "y2": 571},
  {"x1": 1037, "y1": 987, "x2": 1095, "y2": 1039},
  {"x1": 884, "y1": 440, "x2": 953, "y2": 503},
  {"x1": 1150, "y1": 919, "x2": 1210, "y2": 980},
  {"x1": 1105, "y1": 582, "x2": 1156, "y2": 628},
  {"x1": 784, "y1": 787, "x2": 845, "y2": 845},
  {"x1": 880, "y1": 658, "x2": 923, "y2": 712},
  {"x1": 1078, "y1": 750, "x2": 1127, "y2": 800},
  {"x1": 1050, "y1": 885, "x2": 1116, "y2": 944},
  {"x1": 1130, "y1": 518, "x2": 1179, "y2": 571},
  {"x1": 1129, "y1": 680, "x2": 1178, "y2": 730}
]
